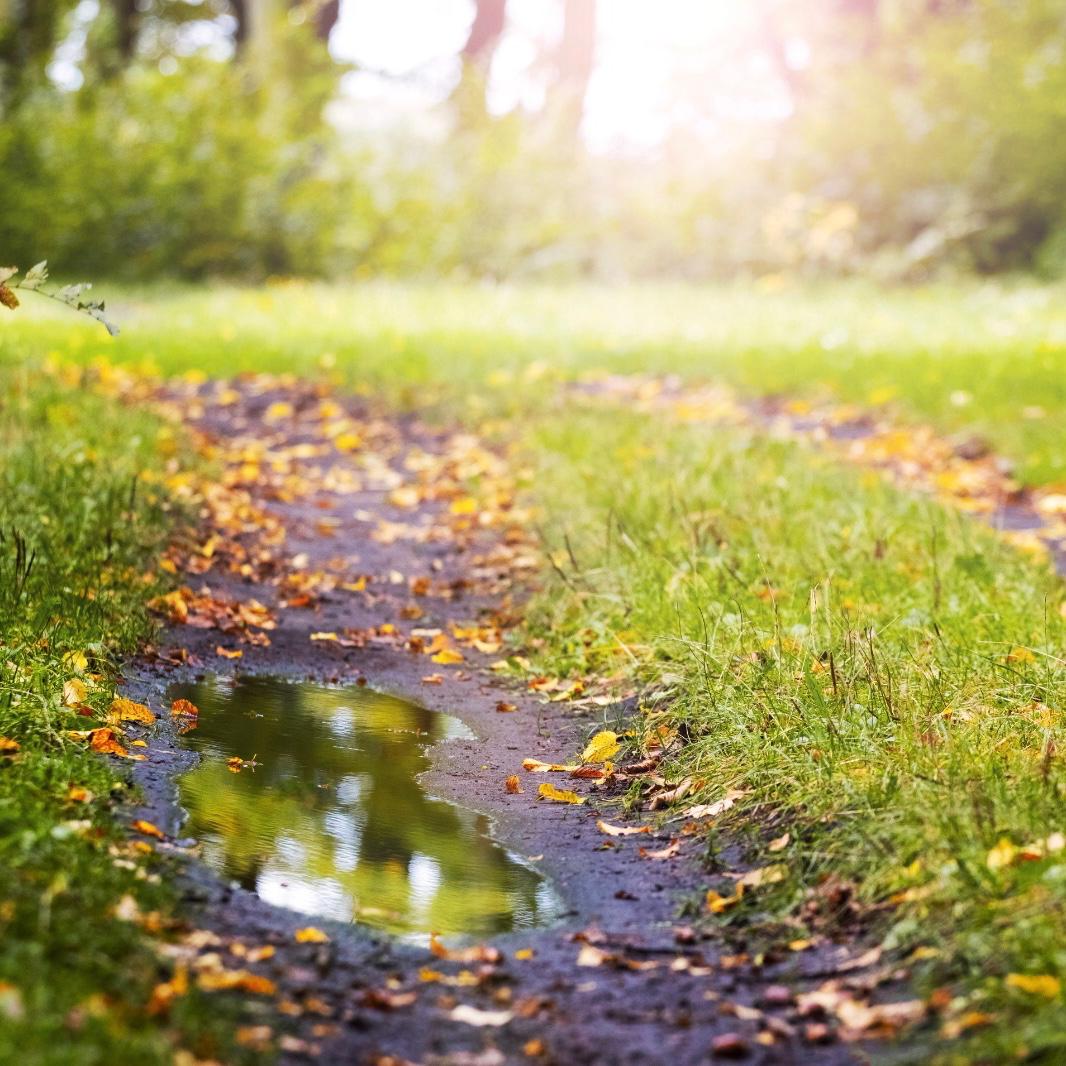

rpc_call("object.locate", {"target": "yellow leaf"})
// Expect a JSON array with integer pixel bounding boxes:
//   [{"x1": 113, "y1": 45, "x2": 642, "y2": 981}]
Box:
[
  {"x1": 108, "y1": 697, "x2": 154, "y2": 725},
  {"x1": 514, "y1": 948, "x2": 535, "y2": 960},
  {"x1": 294, "y1": 926, "x2": 329, "y2": 944},
  {"x1": 431, "y1": 648, "x2": 464, "y2": 665},
  {"x1": 538, "y1": 783, "x2": 585, "y2": 805},
  {"x1": 581, "y1": 730, "x2": 620, "y2": 764},
  {"x1": 62, "y1": 679, "x2": 87, "y2": 707},
  {"x1": 63, "y1": 650, "x2": 89, "y2": 673},
  {"x1": 66, "y1": 786, "x2": 92, "y2": 804},
  {"x1": 131, "y1": 819, "x2": 165, "y2": 840},
  {"x1": 215, "y1": 646, "x2": 243, "y2": 659},
  {"x1": 738, "y1": 863, "x2": 788, "y2": 888},
  {"x1": 986, "y1": 837, "x2": 1018, "y2": 871},
  {"x1": 706, "y1": 885, "x2": 744, "y2": 913},
  {"x1": 333, "y1": 432, "x2": 362, "y2": 452},
  {"x1": 310, "y1": 632, "x2": 338, "y2": 642},
  {"x1": 1005, "y1": 973, "x2": 1060, "y2": 999},
  {"x1": 0, "y1": 737, "x2": 20, "y2": 756}
]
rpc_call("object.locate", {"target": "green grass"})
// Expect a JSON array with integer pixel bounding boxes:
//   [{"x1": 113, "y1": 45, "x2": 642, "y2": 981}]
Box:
[
  {"x1": 0, "y1": 364, "x2": 258, "y2": 1064},
  {"x1": 523, "y1": 409, "x2": 1066, "y2": 1062},
  {"x1": 9, "y1": 277, "x2": 1066, "y2": 484},
  {"x1": 3, "y1": 279, "x2": 1066, "y2": 1060}
]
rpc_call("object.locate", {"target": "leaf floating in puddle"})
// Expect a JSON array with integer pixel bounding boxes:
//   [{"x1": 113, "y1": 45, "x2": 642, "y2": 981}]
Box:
[
  {"x1": 170, "y1": 698, "x2": 199, "y2": 718},
  {"x1": 537, "y1": 783, "x2": 585, "y2": 805}
]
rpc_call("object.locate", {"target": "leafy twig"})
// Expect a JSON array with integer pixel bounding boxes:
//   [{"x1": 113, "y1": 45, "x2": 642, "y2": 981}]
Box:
[{"x1": 0, "y1": 261, "x2": 119, "y2": 335}]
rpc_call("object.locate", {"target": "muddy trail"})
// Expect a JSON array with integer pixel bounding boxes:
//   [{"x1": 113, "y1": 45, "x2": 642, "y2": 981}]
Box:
[
  {"x1": 117, "y1": 376, "x2": 917, "y2": 1065},
  {"x1": 573, "y1": 374, "x2": 1066, "y2": 577}
]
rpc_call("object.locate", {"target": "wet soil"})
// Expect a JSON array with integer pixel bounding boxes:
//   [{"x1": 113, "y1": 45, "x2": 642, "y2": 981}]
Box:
[{"x1": 120, "y1": 377, "x2": 908, "y2": 1065}]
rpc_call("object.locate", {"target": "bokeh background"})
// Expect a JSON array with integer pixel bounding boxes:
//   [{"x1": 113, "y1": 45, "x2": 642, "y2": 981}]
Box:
[{"x1": 5, "y1": 0, "x2": 1065, "y2": 282}]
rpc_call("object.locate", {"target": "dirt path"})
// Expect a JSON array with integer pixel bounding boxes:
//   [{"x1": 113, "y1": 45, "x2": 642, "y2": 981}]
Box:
[
  {"x1": 116, "y1": 375, "x2": 914, "y2": 1065},
  {"x1": 573, "y1": 374, "x2": 1066, "y2": 577}
]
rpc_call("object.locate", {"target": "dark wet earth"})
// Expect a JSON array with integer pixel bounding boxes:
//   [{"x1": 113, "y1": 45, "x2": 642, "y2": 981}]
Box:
[{"x1": 120, "y1": 377, "x2": 919, "y2": 1065}]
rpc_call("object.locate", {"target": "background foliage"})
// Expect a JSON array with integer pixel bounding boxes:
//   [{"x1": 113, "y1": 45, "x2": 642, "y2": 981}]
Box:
[{"x1": 3, "y1": 0, "x2": 1066, "y2": 280}]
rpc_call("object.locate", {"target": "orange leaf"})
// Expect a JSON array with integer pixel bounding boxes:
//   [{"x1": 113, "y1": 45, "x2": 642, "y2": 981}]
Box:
[
  {"x1": 505, "y1": 775, "x2": 522, "y2": 794},
  {"x1": 170, "y1": 698, "x2": 199, "y2": 718},
  {"x1": 131, "y1": 819, "x2": 165, "y2": 840},
  {"x1": 294, "y1": 926, "x2": 329, "y2": 944}
]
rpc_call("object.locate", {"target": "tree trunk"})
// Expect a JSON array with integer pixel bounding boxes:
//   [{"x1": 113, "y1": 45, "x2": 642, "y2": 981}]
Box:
[{"x1": 554, "y1": 0, "x2": 596, "y2": 134}]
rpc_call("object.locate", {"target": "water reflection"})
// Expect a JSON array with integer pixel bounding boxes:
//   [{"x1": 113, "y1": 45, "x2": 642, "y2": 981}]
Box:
[{"x1": 171, "y1": 675, "x2": 561, "y2": 938}]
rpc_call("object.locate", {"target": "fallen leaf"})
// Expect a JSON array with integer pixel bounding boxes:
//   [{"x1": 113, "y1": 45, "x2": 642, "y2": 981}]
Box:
[
  {"x1": 768, "y1": 832, "x2": 791, "y2": 852},
  {"x1": 0, "y1": 737, "x2": 19, "y2": 756},
  {"x1": 682, "y1": 789, "x2": 747, "y2": 820},
  {"x1": 197, "y1": 969, "x2": 277, "y2": 996},
  {"x1": 295, "y1": 926, "x2": 330, "y2": 944},
  {"x1": 62, "y1": 679, "x2": 87, "y2": 707},
  {"x1": 738, "y1": 864, "x2": 788, "y2": 888},
  {"x1": 170, "y1": 699, "x2": 199, "y2": 718},
  {"x1": 215, "y1": 646, "x2": 243, "y2": 659},
  {"x1": 88, "y1": 728, "x2": 133, "y2": 758},
  {"x1": 108, "y1": 697, "x2": 154, "y2": 725},
  {"x1": 131, "y1": 819, "x2": 165, "y2": 840},
  {"x1": 147, "y1": 964, "x2": 188, "y2": 1015},
  {"x1": 596, "y1": 819, "x2": 652, "y2": 837},
  {"x1": 1005, "y1": 973, "x2": 1061, "y2": 999},
  {"x1": 449, "y1": 1004, "x2": 513, "y2": 1027},
  {"x1": 639, "y1": 840, "x2": 682, "y2": 860},
  {"x1": 580, "y1": 730, "x2": 620, "y2": 764},
  {"x1": 431, "y1": 648, "x2": 464, "y2": 665},
  {"x1": 522, "y1": 758, "x2": 579, "y2": 773},
  {"x1": 538, "y1": 783, "x2": 585, "y2": 805},
  {"x1": 496, "y1": 701, "x2": 518, "y2": 713},
  {"x1": 706, "y1": 886, "x2": 744, "y2": 914},
  {"x1": 66, "y1": 786, "x2": 93, "y2": 804},
  {"x1": 505, "y1": 775, "x2": 522, "y2": 794},
  {"x1": 429, "y1": 934, "x2": 501, "y2": 963}
]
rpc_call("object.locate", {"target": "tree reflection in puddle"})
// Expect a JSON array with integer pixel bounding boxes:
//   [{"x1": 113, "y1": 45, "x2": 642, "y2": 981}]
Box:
[{"x1": 170, "y1": 675, "x2": 562, "y2": 940}]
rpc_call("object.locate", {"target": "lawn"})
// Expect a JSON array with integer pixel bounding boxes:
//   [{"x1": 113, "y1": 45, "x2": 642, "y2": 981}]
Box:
[{"x1": 2, "y1": 279, "x2": 1066, "y2": 1061}]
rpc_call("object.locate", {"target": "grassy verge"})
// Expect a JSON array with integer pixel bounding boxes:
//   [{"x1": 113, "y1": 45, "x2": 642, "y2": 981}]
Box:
[
  {"x1": 524, "y1": 408, "x2": 1066, "y2": 1062},
  {"x1": 0, "y1": 361, "x2": 252, "y2": 1063},
  {"x1": 3, "y1": 280, "x2": 1066, "y2": 1060},
  {"x1": 10, "y1": 278, "x2": 1066, "y2": 484}
]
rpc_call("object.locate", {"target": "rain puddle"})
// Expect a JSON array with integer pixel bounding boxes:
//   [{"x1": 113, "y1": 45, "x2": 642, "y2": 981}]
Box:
[{"x1": 169, "y1": 675, "x2": 562, "y2": 939}]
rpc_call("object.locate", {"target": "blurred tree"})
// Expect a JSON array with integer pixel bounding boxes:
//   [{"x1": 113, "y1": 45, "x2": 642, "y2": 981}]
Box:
[
  {"x1": 453, "y1": 0, "x2": 507, "y2": 118},
  {"x1": 0, "y1": 0, "x2": 78, "y2": 109},
  {"x1": 551, "y1": 0, "x2": 596, "y2": 135}
]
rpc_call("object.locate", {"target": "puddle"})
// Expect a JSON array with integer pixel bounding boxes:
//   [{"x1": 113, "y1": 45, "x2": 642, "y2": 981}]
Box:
[{"x1": 169, "y1": 675, "x2": 563, "y2": 939}]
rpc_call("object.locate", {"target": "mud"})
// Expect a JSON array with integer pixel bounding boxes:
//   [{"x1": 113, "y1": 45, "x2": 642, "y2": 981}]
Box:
[{"x1": 119, "y1": 378, "x2": 911, "y2": 1065}]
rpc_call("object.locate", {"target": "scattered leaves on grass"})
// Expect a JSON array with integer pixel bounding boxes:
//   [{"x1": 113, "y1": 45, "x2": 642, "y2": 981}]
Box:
[{"x1": 537, "y1": 782, "x2": 585, "y2": 805}]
